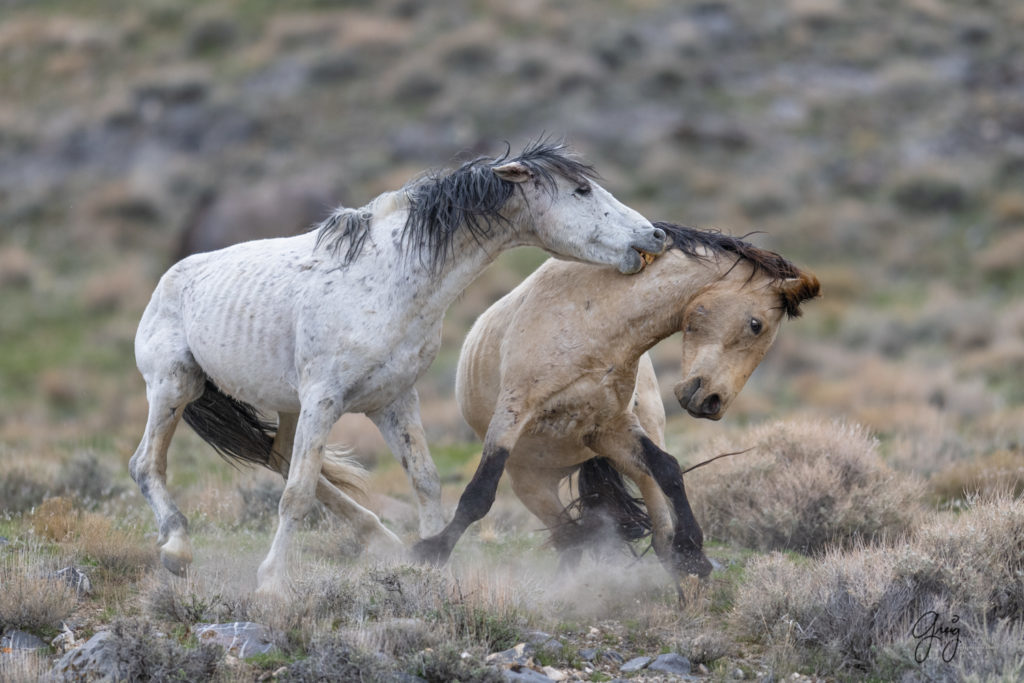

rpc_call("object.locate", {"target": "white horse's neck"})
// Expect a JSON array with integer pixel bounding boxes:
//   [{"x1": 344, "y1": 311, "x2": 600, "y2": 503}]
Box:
[{"x1": 361, "y1": 199, "x2": 524, "y2": 329}]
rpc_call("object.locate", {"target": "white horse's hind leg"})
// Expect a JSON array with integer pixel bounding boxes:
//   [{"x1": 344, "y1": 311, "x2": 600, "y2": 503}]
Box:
[
  {"x1": 369, "y1": 390, "x2": 445, "y2": 537},
  {"x1": 129, "y1": 363, "x2": 204, "y2": 576}
]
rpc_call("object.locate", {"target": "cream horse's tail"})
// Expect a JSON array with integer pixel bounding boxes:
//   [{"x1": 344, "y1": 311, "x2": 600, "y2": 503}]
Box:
[{"x1": 182, "y1": 379, "x2": 368, "y2": 500}]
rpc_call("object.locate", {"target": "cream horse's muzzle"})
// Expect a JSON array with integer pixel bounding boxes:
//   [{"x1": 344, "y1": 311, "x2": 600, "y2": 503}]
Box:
[{"x1": 674, "y1": 377, "x2": 723, "y2": 420}]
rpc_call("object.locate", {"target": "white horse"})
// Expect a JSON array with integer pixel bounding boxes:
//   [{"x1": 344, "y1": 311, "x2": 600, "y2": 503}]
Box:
[
  {"x1": 130, "y1": 140, "x2": 667, "y2": 598},
  {"x1": 416, "y1": 222, "x2": 819, "y2": 592}
]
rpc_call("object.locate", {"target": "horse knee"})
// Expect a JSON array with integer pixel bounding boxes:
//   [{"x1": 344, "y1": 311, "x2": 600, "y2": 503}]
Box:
[{"x1": 278, "y1": 480, "x2": 317, "y2": 522}]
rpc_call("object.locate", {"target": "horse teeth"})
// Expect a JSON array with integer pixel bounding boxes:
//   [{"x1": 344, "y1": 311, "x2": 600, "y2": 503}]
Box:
[{"x1": 641, "y1": 251, "x2": 656, "y2": 265}]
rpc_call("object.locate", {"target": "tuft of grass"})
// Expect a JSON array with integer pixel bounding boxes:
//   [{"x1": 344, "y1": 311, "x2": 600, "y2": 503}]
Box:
[
  {"x1": 98, "y1": 618, "x2": 223, "y2": 682},
  {"x1": 403, "y1": 644, "x2": 506, "y2": 683},
  {"x1": 29, "y1": 496, "x2": 155, "y2": 578},
  {"x1": 0, "y1": 468, "x2": 49, "y2": 515},
  {"x1": 0, "y1": 538, "x2": 77, "y2": 634},
  {"x1": 55, "y1": 451, "x2": 120, "y2": 505},
  {"x1": 142, "y1": 572, "x2": 250, "y2": 626},
  {"x1": 689, "y1": 418, "x2": 924, "y2": 554},
  {"x1": 732, "y1": 492, "x2": 1024, "y2": 677},
  {"x1": 930, "y1": 448, "x2": 1024, "y2": 505}
]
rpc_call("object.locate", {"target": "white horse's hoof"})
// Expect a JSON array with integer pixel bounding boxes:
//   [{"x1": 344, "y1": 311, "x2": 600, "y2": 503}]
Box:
[
  {"x1": 254, "y1": 576, "x2": 293, "y2": 604},
  {"x1": 366, "y1": 526, "x2": 406, "y2": 562},
  {"x1": 159, "y1": 534, "x2": 193, "y2": 577},
  {"x1": 418, "y1": 510, "x2": 447, "y2": 539}
]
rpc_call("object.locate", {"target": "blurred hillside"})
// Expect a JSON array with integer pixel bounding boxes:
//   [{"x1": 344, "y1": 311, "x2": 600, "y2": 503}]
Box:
[{"x1": 2, "y1": 0, "x2": 1023, "y2": 476}]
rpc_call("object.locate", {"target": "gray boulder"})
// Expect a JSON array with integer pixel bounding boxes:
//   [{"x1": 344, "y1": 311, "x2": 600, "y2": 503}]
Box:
[
  {"x1": 649, "y1": 652, "x2": 692, "y2": 675},
  {"x1": 194, "y1": 621, "x2": 277, "y2": 658},
  {"x1": 1, "y1": 628, "x2": 47, "y2": 651}
]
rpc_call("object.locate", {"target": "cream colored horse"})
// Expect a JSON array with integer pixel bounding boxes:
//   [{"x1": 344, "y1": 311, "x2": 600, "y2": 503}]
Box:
[{"x1": 415, "y1": 222, "x2": 819, "y2": 590}]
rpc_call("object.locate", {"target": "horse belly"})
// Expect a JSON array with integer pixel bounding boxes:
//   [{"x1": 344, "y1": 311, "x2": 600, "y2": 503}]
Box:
[{"x1": 178, "y1": 257, "x2": 303, "y2": 412}]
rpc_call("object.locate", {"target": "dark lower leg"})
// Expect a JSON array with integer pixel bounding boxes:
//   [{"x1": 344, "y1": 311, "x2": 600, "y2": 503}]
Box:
[
  {"x1": 638, "y1": 436, "x2": 712, "y2": 577},
  {"x1": 413, "y1": 447, "x2": 510, "y2": 564}
]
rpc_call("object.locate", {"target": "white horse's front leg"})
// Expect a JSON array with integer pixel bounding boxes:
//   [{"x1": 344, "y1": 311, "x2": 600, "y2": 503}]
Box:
[
  {"x1": 256, "y1": 396, "x2": 342, "y2": 600},
  {"x1": 369, "y1": 390, "x2": 445, "y2": 537}
]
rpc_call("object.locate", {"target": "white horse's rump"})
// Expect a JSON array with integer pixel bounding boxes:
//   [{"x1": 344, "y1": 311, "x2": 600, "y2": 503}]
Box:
[{"x1": 130, "y1": 140, "x2": 666, "y2": 598}]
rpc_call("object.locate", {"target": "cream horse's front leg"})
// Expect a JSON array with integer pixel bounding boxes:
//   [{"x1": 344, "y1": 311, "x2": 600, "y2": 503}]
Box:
[
  {"x1": 369, "y1": 390, "x2": 445, "y2": 537},
  {"x1": 256, "y1": 397, "x2": 343, "y2": 600}
]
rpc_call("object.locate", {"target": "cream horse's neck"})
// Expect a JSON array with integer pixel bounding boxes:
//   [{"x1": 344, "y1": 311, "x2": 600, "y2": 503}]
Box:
[{"x1": 591, "y1": 249, "x2": 732, "y2": 363}]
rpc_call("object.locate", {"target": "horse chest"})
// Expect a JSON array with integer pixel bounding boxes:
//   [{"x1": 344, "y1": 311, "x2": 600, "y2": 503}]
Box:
[{"x1": 527, "y1": 372, "x2": 631, "y2": 439}]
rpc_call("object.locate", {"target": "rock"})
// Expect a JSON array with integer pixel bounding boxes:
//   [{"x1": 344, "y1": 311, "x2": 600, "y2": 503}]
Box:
[
  {"x1": 524, "y1": 631, "x2": 562, "y2": 654},
  {"x1": 50, "y1": 624, "x2": 78, "y2": 654},
  {"x1": 731, "y1": 667, "x2": 746, "y2": 679},
  {"x1": 601, "y1": 650, "x2": 624, "y2": 664},
  {"x1": 541, "y1": 666, "x2": 567, "y2": 681},
  {"x1": 578, "y1": 647, "x2": 598, "y2": 661},
  {"x1": 51, "y1": 630, "x2": 120, "y2": 681},
  {"x1": 1, "y1": 628, "x2": 47, "y2": 651},
  {"x1": 649, "y1": 653, "x2": 692, "y2": 675},
  {"x1": 486, "y1": 642, "x2": 534, "y2": 668},
  {"x1": 54, "y1": 566, "x2": 92, "y2": 597},
  {"x1": 503, "y1": 667, "x2": 553, "y2": 682},
  {"x1": 194, "y1": 622, "x2": 277, "y2": 658},
  {"x1": 620, "y1": 655, "x2": 652, "y2": 672}
]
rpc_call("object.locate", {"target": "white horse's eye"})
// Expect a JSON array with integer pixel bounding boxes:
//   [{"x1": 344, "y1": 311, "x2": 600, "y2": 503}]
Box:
[
  {"x1": 750, "y1": 317, "x2": 763, "y2": 335},
  {"x1": 573, "y1": 184, "x2": 592, "y2": 197}
]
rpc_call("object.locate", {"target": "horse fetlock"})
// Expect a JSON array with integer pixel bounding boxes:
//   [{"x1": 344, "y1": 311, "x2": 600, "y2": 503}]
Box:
[
  {"x1": 411, "y1": 535, "x2": 453, "y2": 566},
  {"x1": 417, "y1": 503, "x2": 447, "y2": 538},
  {"x1": 254, "y1": 573, "x2": 293, "y2": 604},
  {"x1": 671, "y1": 547, "x2": 713, "y2": 579},
  {"x1": 159, "y1": 533, "x2": 193, "y2": 577}
]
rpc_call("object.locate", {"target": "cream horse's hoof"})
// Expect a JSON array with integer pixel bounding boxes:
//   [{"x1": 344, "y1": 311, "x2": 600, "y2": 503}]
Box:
[{"x1": 159, "y1": 534, "x2": 193, "y2": 577}]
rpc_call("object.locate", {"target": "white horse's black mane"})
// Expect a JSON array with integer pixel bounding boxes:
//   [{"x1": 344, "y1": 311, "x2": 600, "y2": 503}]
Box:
[{"x1": 315, "y1": 139, "x2": 597, "y2": 271}]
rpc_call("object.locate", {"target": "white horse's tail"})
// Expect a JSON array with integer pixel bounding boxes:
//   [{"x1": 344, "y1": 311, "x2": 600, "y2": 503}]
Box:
[
  {"x1": 322, "y1": 445, "x2": 370, "y2": 501},
  {"x1": 182, "y1": 379, "x2": 277, "y2": 469},
  {"x1": 182, "y1": 379, "x2": 369, "y2": 501}
]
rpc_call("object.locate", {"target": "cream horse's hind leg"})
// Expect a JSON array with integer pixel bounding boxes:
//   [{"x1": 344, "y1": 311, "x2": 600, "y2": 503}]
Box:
[
  {"x1": 129, "y1": 359, "x2": 205, "y2": 577},
  {"x1": 505, "y1": 460, "x2": 583, "y2": 566},
  {"x1": 270, "y1": 413, "x2": 403, "y2": 555}
]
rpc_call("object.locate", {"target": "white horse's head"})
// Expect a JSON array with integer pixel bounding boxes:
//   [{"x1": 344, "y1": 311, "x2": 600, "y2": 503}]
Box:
[{"x1": 492, "y1": 152, "x2": 666, "y2": 275}]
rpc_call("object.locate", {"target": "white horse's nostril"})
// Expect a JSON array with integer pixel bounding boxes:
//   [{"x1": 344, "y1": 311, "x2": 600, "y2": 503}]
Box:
[{"x1": 652, "y1": 227, "x2": 667, "y2": 242}]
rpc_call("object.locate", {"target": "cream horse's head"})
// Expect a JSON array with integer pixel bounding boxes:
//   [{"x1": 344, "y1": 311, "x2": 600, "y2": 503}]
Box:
[{"x1": 674, "y1": 266, "x2": 820, "y2": 420}]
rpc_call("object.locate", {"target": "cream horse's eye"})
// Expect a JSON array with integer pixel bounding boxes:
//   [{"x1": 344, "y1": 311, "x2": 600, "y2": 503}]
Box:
[{"x1": 750, "y1": 317, "x2": 763, "y2": 335}]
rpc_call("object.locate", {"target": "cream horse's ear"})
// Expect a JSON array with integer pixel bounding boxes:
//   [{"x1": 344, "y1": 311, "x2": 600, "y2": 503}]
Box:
[
  {"x1": 492, "y1": 161, "x2": 533, "y2": 184},
  {"x1": 779, "y1": 272, "x2": 821, "y2": 317}
]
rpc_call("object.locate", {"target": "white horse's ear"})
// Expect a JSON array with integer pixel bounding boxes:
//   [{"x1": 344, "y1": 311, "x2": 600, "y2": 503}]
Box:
[{"x1": 492, "y1": 161, "x2": 533, "y2": 184}]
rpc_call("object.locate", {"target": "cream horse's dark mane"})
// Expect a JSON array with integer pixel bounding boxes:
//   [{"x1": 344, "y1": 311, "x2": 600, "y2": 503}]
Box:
[{"x1": 655, "y1": 221, "x2": 820, "y2": 318}]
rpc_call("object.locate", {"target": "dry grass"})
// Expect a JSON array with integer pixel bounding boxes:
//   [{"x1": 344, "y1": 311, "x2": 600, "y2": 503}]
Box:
[
  {"x1": 688, "y1": 418, "x2": 924, "y2": 553},
  {"x1": 930, "y1": 448, "x2": 1024, "y2": 504},
  {"x1": 0, "y1": 538, "x2": 77, "y2": 634},
  {"x1": 732, "y1": 492, "x2": 1024, "y2": 677},
  {"x1": 30, "y1": 496, "x2": 155, "y2": 577}
]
